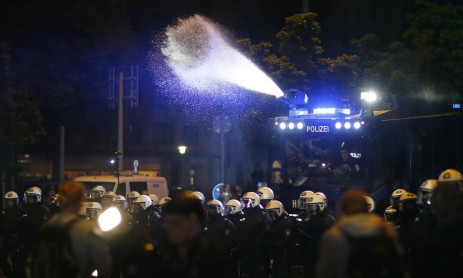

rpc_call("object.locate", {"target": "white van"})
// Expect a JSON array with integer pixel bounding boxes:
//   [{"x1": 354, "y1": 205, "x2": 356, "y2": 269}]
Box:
[{"x1": 74, "y1": 173, "x2": 169, "y2": 198}]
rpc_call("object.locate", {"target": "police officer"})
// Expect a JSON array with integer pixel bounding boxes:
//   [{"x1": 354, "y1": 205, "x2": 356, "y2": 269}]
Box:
[
  {"x1": 191, "y1": 191, "x2": 205, "y2": 207},
  {"x1": 315, "y1": 192, "x2": 337, "y2": 218},
  {"x1": 112, "y1": 195, "x2": 133, "y2": 226},
  {"x1": 396, "y1": 192, "x2": 418, "y2": 271},
  {"x1": 265, "y1": 200, "x2": 296, "y2": 278},
  {"x1": 298, "y1": 193, "x2": 336, "y2": 277},
  {"x1": 257, "y1": 186, "x2": 274, "y2": 207},
  {"x1": 90, "y1": 185, "x2": 106, "y2": 204},
  {"x1": 148, "y1": 194, "x2": 160, "y2": 213},
  {"x1": 297, "y1": 190, "x2": 314, "y2": 221},
  {"x1": 414, "y1": 179, "x2": 439, "y2": 277},
  {"x1": 224, "y1": 199, "x2": 244, "y2": 226},
  {"x1": 203, "y1": 200, "x2": 237, "y2": 257},
  {"x1": 415, "y1": 180, "x2": 438, "y2": 232},
  {"x1": 85, "y1": 202, "x2": 103, "y2": 221},
  {"x1": 384, "y1": 188, "x2": 407, "y2": 223},
  {"x1": 102, "y1": 191, "x2": 116, "y2": 209},
  {"x1": 17, "y1": 187, "x2": 50, "y2": 276},
  {"x1": 0, "y1": 191, "x2": 23, "y2": 277},
  {"x1": 422, "y1": 169, "x2": 463, "y2": 277},
  {"x1": 127, "y1": 191, "x2": 140, "y2": 209},
  {"x1": 129, "y1": 195, "x2": 155, "y2": 223},
  {"x1": 158, "y1": 197, "x2": 172, "y2": 215},
  {"x1": 237, "y1": 192, "x2": 271, "y2": 278},
  {"x1": 45, "y1": 193, "x2": 61, "y2": 215},
  {"x1": 364, "y1": 195, "x2": 376, "y2": 213}
]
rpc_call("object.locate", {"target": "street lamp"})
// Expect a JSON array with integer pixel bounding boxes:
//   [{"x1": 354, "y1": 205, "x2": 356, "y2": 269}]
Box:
[
  {"x1": 177, "y1": 145, "x2": 187, "y2": 188},
  {"x1": 177, "y1": 145, "x2": 187, "y2": 155}
]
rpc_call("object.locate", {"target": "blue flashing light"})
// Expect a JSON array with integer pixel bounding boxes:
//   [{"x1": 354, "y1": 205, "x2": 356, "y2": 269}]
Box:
[
  {"x1": 353, "y1": 122, "x2": 361, "y2": 129},
  {"x1": 297, "y1": 122, "x2": 304, "y2": 130},
  {"x1": 279, "y1": 122, "x2": 286, "y2": 130},
  {"x1": 344, "y1": 122, "x2": 351, "y2": 129},
  {"x1": 453, "y1": 103, "x2": 461, "y2": 109},
  {"x1": 314, "y1": 108, "x2": 336, "y2": 114},
  {"x1": 335, "y1": 122, "x2": 342, "y2": 129},
  {"x1": 313, "y1": 108, "x2": 351, "y2": 115},
  {"x1": 288, "y1": 122, "x2": 295, "y2": 130}
]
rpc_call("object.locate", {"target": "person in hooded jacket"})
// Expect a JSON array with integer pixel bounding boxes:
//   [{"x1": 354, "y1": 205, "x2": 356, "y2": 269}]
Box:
[{"x1": 316, "y1": 189, "x2": 405, "y2": 278}]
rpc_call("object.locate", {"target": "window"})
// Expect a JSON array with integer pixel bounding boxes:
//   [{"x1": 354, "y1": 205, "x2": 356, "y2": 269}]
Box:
[
  {"x1": 116, "y1": 182, "x2": 126, "y2": 196},
  {"x1": 153, "y1": 124, "x2": 174, "y2": 144},
  {"x1": 129, "y1": 181, "x2": 148, "y2": 195}
]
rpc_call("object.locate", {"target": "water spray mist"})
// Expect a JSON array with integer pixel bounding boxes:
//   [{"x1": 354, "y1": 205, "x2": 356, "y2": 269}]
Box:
[{"x1": 161, "y1": 15, "x2": 284, "y2": 98}]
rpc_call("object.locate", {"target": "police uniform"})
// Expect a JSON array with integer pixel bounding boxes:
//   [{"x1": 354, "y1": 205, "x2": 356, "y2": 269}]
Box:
[
  {"x1": 203, "y1": 214, "x2": 237, "y2": 256},
  {"x1": 298, "y1": 210, "x2": 336, "y2": 276},
  {"x1": 267, "y1": 214, "x2": 296, "y2": 278},
  {"x1": 0, "y1": 205, "x2": 24, "y2": 276},
  {"x1": 236, "y1": 206, "x2": 271, "y2": 278},
  {"x1": 17, "y1": 203, "x2": 50, "y2": 275}
]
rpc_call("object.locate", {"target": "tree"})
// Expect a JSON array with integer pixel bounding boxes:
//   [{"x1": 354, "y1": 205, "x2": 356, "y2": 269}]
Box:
[
  {"x1": 238, "y1": 13, "x2": 324, "y2": 91},
  {"x1": 404, "y1": 0, "x2": 463, "y2": 100}
]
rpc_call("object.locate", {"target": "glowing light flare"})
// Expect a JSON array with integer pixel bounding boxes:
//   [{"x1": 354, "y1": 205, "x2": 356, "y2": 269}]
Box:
[
  {"x1": 177, "y1": 145, "x2": 187, "y2": 155},
  {"x1": 297, "y1": 122, "x2": 304, "y2": 129},
  {"x1": 361, "y1": 91, "x2": 378, "y2": 102},
  {"x1": 288, "y1": 122, "x2": 295, "y2": 129},
  {"x1": 353, "y1": 122, "x2": 361, "y2": 129},
  {"x1": 162, "y1": 15, "x2": 284, "y2": 97},
  {"x1": 344, "y1": 122, "x2": 351, "y2": 129},
  {"x1": 335, "y1": 122, "x2": 342, "y2": 129},
  {"x1": 279, "y1": 122, "x2": 286, "y2": 130},
  {"x1": 98, "y1": 207, "x2": 122, "y2": 232}
]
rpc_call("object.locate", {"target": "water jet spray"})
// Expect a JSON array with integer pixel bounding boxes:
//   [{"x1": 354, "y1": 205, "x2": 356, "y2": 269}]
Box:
[{"x1": 161, "y1": 15, "x2": 284, "y2": 98}]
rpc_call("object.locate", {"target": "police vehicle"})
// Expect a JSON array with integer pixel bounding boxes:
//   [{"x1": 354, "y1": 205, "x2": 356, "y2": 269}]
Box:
[
  {"x1": 272, "y1": 90, "x2": 463, "y2": 213},
  {"x1": 74, "y1": 173, "x2": 169, "y2": 198}
]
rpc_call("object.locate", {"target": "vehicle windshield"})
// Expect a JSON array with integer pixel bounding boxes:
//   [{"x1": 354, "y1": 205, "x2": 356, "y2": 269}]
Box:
[{"x1": 283, "y1": 134, "x2": 365, "y2": 186}]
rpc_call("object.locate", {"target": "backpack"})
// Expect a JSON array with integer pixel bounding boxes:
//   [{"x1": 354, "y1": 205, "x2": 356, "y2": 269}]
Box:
[
  {"x1": 26, "y1": 218, "x2": 79, "y2": 278},
  {"x1": 342, "y1": 228, "x2": 405, "y2": 278}
]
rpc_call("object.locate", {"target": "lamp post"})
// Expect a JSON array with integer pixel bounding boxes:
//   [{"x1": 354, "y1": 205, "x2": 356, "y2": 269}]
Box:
[{"x1": 177, "y1": 145, "x2": 187, "y2": 188}]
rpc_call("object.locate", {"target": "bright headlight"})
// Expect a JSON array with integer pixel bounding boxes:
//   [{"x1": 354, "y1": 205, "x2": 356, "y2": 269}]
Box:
[{"x1": 98, "y1": 207, "x2": 122, "y2": 232}]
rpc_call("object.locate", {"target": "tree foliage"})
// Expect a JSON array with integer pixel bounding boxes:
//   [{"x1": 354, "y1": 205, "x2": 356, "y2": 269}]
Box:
[{"x1": 241, "y1": 1, "x2": 463, "y2": 101}]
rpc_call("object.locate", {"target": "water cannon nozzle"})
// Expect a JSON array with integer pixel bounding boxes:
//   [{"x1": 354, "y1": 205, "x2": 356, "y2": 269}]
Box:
[{"x1": 277, "y1": 89, "x2": 309, "y2": 108}]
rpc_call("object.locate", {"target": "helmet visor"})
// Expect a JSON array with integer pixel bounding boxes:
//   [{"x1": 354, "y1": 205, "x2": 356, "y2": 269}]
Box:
[
  {"x1": 242, "y1": 198, "x2": 254, "y2": 208},
  {"x1": 224, "y1": 206, "x2": 235, "y2": 216},
  {"x1": 87, "y1": 209, "x2": 100, "y2": 220},
  {"x1": 265, "y1": 209, "x2": 279, "y2": 221},
  {"x1": 5, "y1": 198, "x2": 18, "y2": 209},
  {"x1": 308, "y1": 203, "x2": 321, "y2": 215}
]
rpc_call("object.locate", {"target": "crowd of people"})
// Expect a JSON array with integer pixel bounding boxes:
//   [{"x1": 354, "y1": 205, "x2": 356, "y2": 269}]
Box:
[{"x1": 0, "y1": 168, "x2": 462, "y2": 278}]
